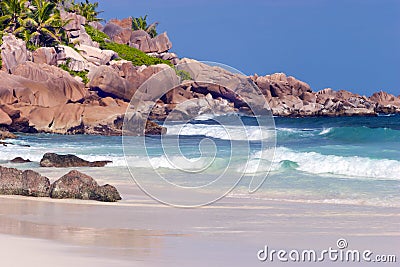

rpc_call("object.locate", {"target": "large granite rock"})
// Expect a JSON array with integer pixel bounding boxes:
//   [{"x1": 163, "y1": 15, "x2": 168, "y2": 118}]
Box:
[
  {"x1": 57, "y1": 45, "x2": 87, "y2": 72},
  {"x1": 33, "y1": 47, "x2": 57, "y2": 65},
  {"x1": 103, "y1": 18, "x2": 172, "y2": 53},
  {"x1": 109, "y1": 18, "x2": 133, "y2": 29},
  {"x1": 0, "y1": 108, "x2": 12, "y2": 125},
  {"x1": 177, "y1": 58, "x2": 268, "y2": 114},
  {"x1": 0, "y1": 166, "x2": 50, "y2": 197},
  {"x1": 40, "y1": 153, "x2": 112, "y2": 167},
  {"x1": 50, "y1": 170, "x2": 121, "y2": 202},
  {"x1": 69, "y1": 25, "x2": 99, "y2": 48},
  {"x1": 103, "y1": 19, "x2": 132, "y2": 45},
  {"x1": 130, "y1": 31, "x2": 172, "y2": 53},
  {"x1": 10, "y1": 62, "x2": 87, "y2": 107},
  {"x1": 75, "y1": 44, "x2": 116, "y2": 66},
  {"x1": 89, "y1": 64, "x2": 178, "y2": 101},
  {"x1": 254, "y1": 72, "x2": 312, "y2": 99},
  {"x1": 0, "y1": 62, "x2": 87, "y2": 108},
  {"x1": 370, "y1": 91, "x2": 400, "y2": 107},
  {"x1": 27, "y1": 103, "x2": 84, "y2": 133},
  {"x1": 1, "y1": 34, "x2": 27, "y2": 72},
  {"x1": 60, "y1": 10, "x2": 86, "y2": 31}
]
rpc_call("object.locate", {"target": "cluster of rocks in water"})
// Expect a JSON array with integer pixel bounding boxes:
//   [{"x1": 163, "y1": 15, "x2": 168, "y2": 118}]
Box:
[{"x1": 0, "y1": 14, "x2": 399, "y2": 138}]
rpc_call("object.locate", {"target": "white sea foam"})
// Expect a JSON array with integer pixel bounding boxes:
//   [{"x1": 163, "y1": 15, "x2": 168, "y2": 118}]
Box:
[
  {"x1": 166, "y1": 124, "x2": 273, "y2": 141},
  {"x1": 319, "y1": 128, "x2": 333, "y2": 135},
  {"x1": 251, "y1": 147, "x2": 400, "y2": 180}
]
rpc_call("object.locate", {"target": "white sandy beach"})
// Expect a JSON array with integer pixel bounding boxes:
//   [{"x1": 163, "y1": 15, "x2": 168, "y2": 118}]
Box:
[{"x1": 0, "y1": 180, "x2": 399, "y2": 267}]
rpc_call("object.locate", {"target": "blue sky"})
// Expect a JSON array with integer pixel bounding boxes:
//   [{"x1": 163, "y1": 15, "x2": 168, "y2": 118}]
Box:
[{"x1": 98, "y1": 0, "x2": 399, "y2": 96}]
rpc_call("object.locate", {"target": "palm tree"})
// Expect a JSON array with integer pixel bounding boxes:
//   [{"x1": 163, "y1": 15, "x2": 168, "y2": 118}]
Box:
[
  {"x1": 19, "y1": 0, "x2": 65, "y2": 46},
  {"x1": 132, "y1": 15, "x2": 158, "y2": 38},
  {"x1": 73, "y1": 0, "x2": 103, "y2": 22},
  {"x1": 0, "y1": 0, "x2": 29, "y2": 33}
]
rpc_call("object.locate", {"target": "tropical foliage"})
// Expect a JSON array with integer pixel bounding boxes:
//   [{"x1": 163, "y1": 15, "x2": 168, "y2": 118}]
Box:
[
  {"x1": 0, "y1": 0, "x2": 67, "y2": 47},
  {"x1": 59, "y1": 60, "x2": 89, "y2": 84},
  {"x1": 132, "y1": 15, "x2": 158, "y2": 38},
  {"x1": 85, "y1": 25, "x2": 171, "y2": 66},
  {"x1": 71, "y1": 0, "x2": 103, "y2": 22}
]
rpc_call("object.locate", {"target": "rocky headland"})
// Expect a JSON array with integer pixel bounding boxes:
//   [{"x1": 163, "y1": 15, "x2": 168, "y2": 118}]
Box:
[{"x1": 0, "y1": 7, "x2": 398, "y2": 138}]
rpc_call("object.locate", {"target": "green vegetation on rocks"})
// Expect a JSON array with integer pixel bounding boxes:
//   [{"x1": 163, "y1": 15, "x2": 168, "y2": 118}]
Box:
[
  {"x1": 59, "y1": 62, "x2": 89, "y2": 84},
  {"x1": 85, "y1": 25, "x2": 172, "y2": 66},
  {"x1": 0, "y1": 0, "x2": 68, "y2": 47}
]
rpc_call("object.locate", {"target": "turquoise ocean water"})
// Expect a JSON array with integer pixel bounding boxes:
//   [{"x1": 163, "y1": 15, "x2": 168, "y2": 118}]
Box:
[{"x1": 1, "y1": 115, "x2": 399, "y2": 207}]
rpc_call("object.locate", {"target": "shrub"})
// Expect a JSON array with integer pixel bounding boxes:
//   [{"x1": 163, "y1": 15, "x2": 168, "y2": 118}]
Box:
[
  {"x1": 174, "y1": 68, "x2": 192, "y2": 81},
  {"x1": 59, "y1": 63, "x2": 89, "y2": 84},
  {"x1": 85, "y1": 25, "x2": 171, "y2": 66},
  {"x1": 84, "y1": 25, "x2": 192, "y2": 80}
]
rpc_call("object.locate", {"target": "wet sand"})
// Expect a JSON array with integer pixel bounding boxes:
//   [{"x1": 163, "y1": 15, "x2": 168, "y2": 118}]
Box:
[{"x1": 0, "y1": 187, "x2": 399, "y2": 267}]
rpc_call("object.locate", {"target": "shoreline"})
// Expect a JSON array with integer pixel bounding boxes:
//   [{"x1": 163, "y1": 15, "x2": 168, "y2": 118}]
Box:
[{"x1": 0, "y1": 193, "x2": 398, "y2": 267}]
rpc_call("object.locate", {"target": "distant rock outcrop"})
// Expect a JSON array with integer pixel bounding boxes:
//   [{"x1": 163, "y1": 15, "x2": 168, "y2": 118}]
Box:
[
  {"x1": 40, "y1": 153, "x2": 112, "y2": 167},
  {"x1": 0, "y1": 13, "x2": 399, "y2": 138}
]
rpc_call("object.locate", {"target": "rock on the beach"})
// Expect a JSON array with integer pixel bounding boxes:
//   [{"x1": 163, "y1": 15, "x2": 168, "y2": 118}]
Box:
[
  {"x1": 50, "y1": 170, "x2": 121, "y2": 202},
  {"x1": 0, "y1": 166, "x2": 50, "y2": 197},
  {"x1": 40, "y1": 153, "x2": 112, "y2": 168},
  {"x1": 10, "y1": 157, "x2": 31, "y2": 163}
]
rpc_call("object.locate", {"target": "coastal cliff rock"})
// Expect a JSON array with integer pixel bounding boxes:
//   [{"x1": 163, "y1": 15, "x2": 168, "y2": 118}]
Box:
[
  {"x1": 33, "y1": 47, "x2": 58, "y2": 66},
  {"x1": 0, "y1": 108, "x2": 13, "y2": 125},
  {"x1": 0, "y1": 62, "x2": 87, "y2": 107},
  {"x1": 60, "y1": 10, "x2": 86, "y2": 31},
  {"x1": 0, "y1": 166, "x2": 50, "y2": 197},
  {"x1": 40, "y1": 153, "x2": 112, "y2": 167},
  {"x1": 1, "y1": 34, "x2": 27, "y2": 73},
  {"x1": 50, "y1": 170, "x2": 121, "y2": 202},
  {"x1": 89, "y1": 63, "x2": 178, "y2": 101},
  {"x1": 103, "y1": 18, "x2": 172, "y2": 53},
  {"x1": 0, "y1": 130, "x2": 16, "y2": 140},
  {"x1": 0, "y1": 12, "x2": 398, "y2": 138},
  {"x1": 177, "y1": 58, "x2": 268, "y2": 114},
  {"x1": 370, "y1": 91, "x2": 400, "y2": 114},
  {"x1": 75, "y1": 44, "x2": 117, "y2": 66},
  {"x1": 251, "y1": 73, "x2": 381, "y2": 117}
]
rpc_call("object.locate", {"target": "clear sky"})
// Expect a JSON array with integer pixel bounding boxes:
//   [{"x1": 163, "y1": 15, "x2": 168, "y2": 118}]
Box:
[{"x1": 98, "y1": 0, "x2": 400, "y2": 96}]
